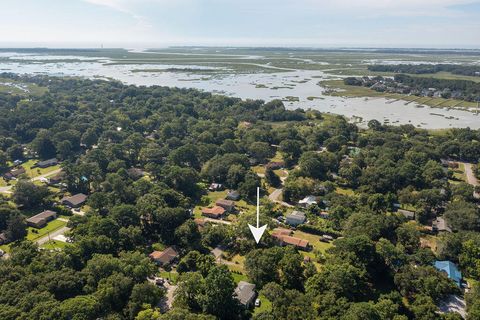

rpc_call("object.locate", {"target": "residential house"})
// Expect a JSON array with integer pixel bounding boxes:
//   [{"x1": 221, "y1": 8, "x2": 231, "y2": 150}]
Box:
[
  {"x1": 4, "y1": 167, "x2": 26, "y2": 180},
  {"x1": 398, "y1": 209, "x2": 415, "y2": 220},
  {"x1": 226, "y1": 190, "x2": 241, "y2": 201},
  {"x1": 266, "y1": 161, "x2": 285, "y2": 170},
  {"x1": 235, "y1": 281, "x2": 257, "y2": 308},
  {"x1": 61, "y1": 193, "x2": 88, "y2": 208},
  {"x1": 48, "y1": 171, "x2": 65, "y2": 185},
  {"x1": 286, "y1": 211, "x2": 306, "y2": 226},
  {"x1": 434, "y1": 261, "x2": 462, "y2": 287},
  {"x1": 149, "y1": 246, "x2": 179, "y2": 266},
  {"x1": 215, "y1": 199, "x2": 235, "y2": 212},
  {"x1": 35, "y1": 158, "x2": 58, "y2": 169},
  {"x1": 26, "y1": 210, "x2": 57, "y2": 229},
  {"x1": 298, "y1": 195, "x2": 317, "y2": 208},
  {"x1": 194, "y1": 218, "x2": 207, "y2": 229},
  {"x1": 273, "y1": 234, "x2": 310, "y2": 251},
  {"x1": 271, "y1": 228, "x2": 293, "y2": 237},
  {"x1": 433, "y1": 217, "x2": 452, "y2": 233},
  {"x1": 127, "y1": 168, "x2": 145, "y2": 180},
  {"x1": 201, "y1": 206, "x2": 226, "y2": 219}
]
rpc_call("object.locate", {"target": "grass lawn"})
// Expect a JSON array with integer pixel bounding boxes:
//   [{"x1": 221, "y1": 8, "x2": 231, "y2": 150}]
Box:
[
  {"x1": 232, "y1": 272, "x2": 248, "y2": 284},
  {"x1": 450, "y1": 163, "x2": 466, "y2": 183},
  {"x1": 292, "y1": 230, "x2": 334, "y2": 269},
  {"x1": 158, "y1": 270, "x2": 179, "y2": 284},
  {"x1": 0, "y1": 244, "x2": 10, "y2": 253},
  {"x1": 21, "y1": 160, "x2": 61, "y2": 179},
  {"x1": 252, "y1": 165, "x2": 265, "y2": 175},
  {"x1": 270, "y1": 151, "x2": 283, "y2": 163},
  {"x1": 335, "y1": 186, "x2": 355, "y2": 196},
  {"x1": 253, "y1": 293, "x2": 272, "y2": 316},
  {"x1": 41, "y1": 239, "x2": 69, "y2": 250},
  {"x1": 26, "y1": 219, "x2": 67, "y2": 242},
  {"x1": 420, "y1": 235, "x2": 439, "y2": 253},
  {"x1": 226, "y1": 254, "x2": 246, "y2": 274}
]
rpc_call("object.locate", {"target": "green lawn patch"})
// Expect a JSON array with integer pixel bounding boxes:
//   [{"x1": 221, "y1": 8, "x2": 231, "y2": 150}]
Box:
[
  {"x1": 41, "y1": 239, "x2": 68, "y2": 250},
  {"x1": 26, "y1": 219, "x2": 67, "y2": 242},
  {"x1": 253, "y1": 293, "x2": 272, "y2": 316}
]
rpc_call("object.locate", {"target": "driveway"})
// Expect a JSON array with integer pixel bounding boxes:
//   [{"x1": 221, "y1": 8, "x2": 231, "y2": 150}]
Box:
[
  {"x1": 35, "y1": 226, "x2": 71, "y2": 246},
  {"x1": 460, "y1": 162, "x2": 479, "y2": 198},
  {"x1": 268, "y1": 188, "x2": 293, "y2": 208},
  {"x1": 0, "y1": 168, "x2": 62, "y2": 194}
]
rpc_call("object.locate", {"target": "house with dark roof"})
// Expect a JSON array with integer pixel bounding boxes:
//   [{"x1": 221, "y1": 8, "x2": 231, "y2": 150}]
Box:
[
  {"x1": 35, "y1": 158, "x2": 58, "y2": 169},
  {"x1": 201, "y1": 206, "x2": 226, "y2": 219},
  {"x1": 127, "y1": 168, "x2": 145, "y2": 180},
  {"x1": 4, "y1": 167, "x2": 26, "y2": 180},
  {"x1": 286, "y1": 211, "x2": 306, "y2": 226},
  {"x1": 266, "y1": 161, "x2": 285, "y2": 170},
  {"x1": 235, "y1": 281, "x2": 257, "y2": 308},
  {"x1": 149, "y1": 246, "x2": 179, "y2": 266},
  {"x1": 61, "y1": 193, "x2": 88, "y2": 208},
  {"x1": 26, "y1": 210, "x2": 57, "y2": 229},
  {"x1": 215, "y1": 199, "x2": 235, "y2": 212},
  {"x1": 48, "y1": 171, "x2": 65, "y2": 185},
  {"x1": 434, "y1": 261, "x2": 462, "y2": 287}
]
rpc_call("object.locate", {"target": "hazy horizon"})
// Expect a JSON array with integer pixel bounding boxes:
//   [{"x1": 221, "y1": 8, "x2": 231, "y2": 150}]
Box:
[{"x1": 1, "y1": 0, "x2": 480, "y2": 48}]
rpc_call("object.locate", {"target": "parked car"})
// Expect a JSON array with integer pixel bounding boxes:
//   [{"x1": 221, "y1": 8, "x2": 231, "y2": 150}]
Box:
[
  {"x1": 255, "y1": 298, "x2": 261, "y2": 307},
  {"x1": 155, "y1": 278, "x2": 165, "y2": 286}
]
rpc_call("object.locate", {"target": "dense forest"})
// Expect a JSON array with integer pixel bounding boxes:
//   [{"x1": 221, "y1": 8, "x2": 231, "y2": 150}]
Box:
[
  {"x1": 0, "y1": 73, "x2": 480, "y2": 320},
  {"x1": 368, "y1": 64, "x2": 480, "y2": 77}
]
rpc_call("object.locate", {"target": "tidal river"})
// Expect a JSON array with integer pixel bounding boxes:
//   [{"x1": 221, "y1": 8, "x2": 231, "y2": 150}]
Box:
[{"x1": 1, "y1": 51, "x2": 479, "y2": 129}]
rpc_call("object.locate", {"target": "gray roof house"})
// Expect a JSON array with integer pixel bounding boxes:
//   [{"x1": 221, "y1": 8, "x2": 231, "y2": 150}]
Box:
[
  {"x1": 433, "y1": 217, "x2": 452, "y2": 233},
  {"x1": 235, "y1": 281, "x2": 256, "y2": 308},
  {"x1": 61, "y1": 193, "x2": 88, "y2": 208},
  {"x1": 26, "y1": 210, "x2": 57, "y2": 229},
  {"x1": 286, "y1": 211, "x2": 306, "y2": 226},
  {"x1": 36, "y1": 158, "x2": 58, "y2": 168}
]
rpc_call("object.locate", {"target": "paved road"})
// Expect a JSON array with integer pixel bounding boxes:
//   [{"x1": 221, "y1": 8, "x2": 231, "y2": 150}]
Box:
[
  {"x1": 268, "y1": 188, "x2": 293, "y2": 207},
  {"x1": 461, "y1": 162, "x2": 479, "y2": 199},
  {"x1": 0, "y1": 168, "x2": 63, "y2": 194},
  {"x1": 203, "y1": 217, "x2": 232, "y2": 225},
  {"x1": 35, "y1": 226, "x2": 71, "y2": 246}
]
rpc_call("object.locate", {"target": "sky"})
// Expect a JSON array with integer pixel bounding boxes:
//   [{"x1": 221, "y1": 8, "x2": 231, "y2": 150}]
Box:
[{"x1": 0, "y1": 0, "x2": 479, "y2": 48}]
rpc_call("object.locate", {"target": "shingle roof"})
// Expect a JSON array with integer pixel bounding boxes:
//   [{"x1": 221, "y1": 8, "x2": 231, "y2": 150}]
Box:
[
  {"x1": 149, "y1": 247, "x2": 179, "y2": 265},
  {"x1": 61, "y1": 193, "x2": 88, "y2": 206},
  {"x1": 235, "y1": 281, "x2": 256, "y2": 306},
  {"x1": 201, "y1": 206, "x2": 226, "y2": 217}
]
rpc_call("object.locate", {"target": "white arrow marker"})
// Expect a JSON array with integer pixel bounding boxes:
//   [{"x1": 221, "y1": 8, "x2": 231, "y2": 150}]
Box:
[{"x1": 248, "y1": 187, "x2": 267, "y2": 244}]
